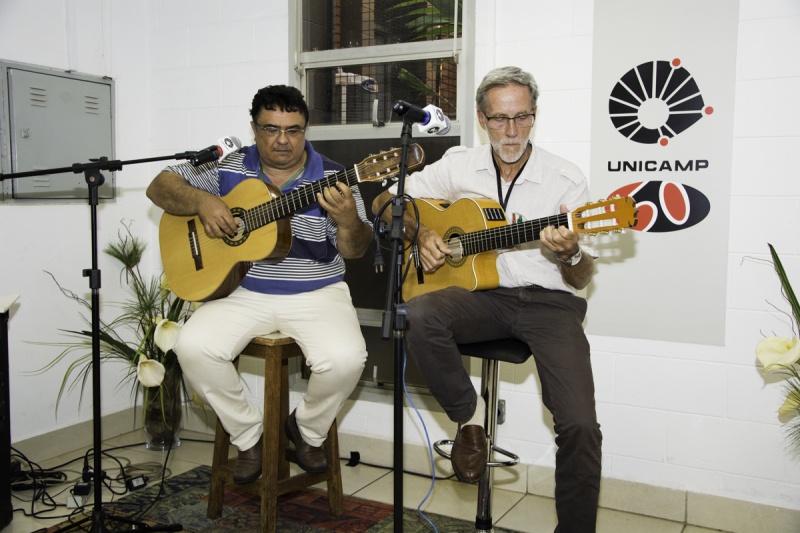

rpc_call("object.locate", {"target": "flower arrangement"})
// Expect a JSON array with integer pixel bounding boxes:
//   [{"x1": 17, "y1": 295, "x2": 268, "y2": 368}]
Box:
[
  {"x1": 755, "y1": 243, "x2": 800, "y2": 449},
  {"x1": 36, "y1": 222, "x2": 193, "y2": 431}
]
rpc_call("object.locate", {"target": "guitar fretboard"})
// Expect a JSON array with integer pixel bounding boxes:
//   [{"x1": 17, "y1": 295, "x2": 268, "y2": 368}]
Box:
[
  {"x1": 459, "y1": 212, "x2": 571, "y2": 256},
  {"x1": 241, "y1": 166, "x2": 361, "y2": 232}
]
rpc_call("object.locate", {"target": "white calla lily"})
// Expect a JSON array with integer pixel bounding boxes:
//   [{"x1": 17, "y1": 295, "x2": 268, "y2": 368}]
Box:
[
  {"x1": 154, "y1": 319, "x2": 181, "y2": 353},
  {"x1": 755, "y1": 336, "x2": 800, "y2": 372},
  {"x1": 137, "y1": 353, "x2": 166, "y2": 387}
]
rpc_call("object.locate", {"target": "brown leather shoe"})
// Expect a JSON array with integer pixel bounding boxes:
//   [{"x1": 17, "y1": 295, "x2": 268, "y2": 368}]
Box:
[
  {"x1": 233, "y1": 434, "x2": 263, "y2": 485},
  {"x1": 285, "y1": 410, "x2": 328, "y2": 473},
  {"x1": 451, "y1": 424, "x2": 488, "y2": 483}
]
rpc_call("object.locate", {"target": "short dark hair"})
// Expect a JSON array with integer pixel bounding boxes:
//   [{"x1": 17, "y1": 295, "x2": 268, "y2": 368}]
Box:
[{"x1": 250, "y1": 85, "x2": 309, "y2": 125}]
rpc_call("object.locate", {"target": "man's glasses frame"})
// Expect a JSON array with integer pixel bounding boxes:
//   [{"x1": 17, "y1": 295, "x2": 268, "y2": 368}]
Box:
[
  {"x1": 254, "y1": 123, "x2": 306, "y2": 138},
  {"x1": 482, "y1": 112, "x2": 536, "y2": 130}
]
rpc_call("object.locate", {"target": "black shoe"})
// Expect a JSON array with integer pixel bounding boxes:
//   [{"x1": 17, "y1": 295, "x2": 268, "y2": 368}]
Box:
[
  {"x1": 233, "y1": 435, "x2": 263, "y2": 485},
  {"x1": 285, "y1": 410, "x2": 328, "y2": 473},
  {"x1": 451, "y1": 424, "x2": 488, "y2": 483}
]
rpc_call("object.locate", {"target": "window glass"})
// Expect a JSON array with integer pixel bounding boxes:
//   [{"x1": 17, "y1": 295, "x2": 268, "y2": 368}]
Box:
[
  {"x1": 306, "y1": 59, "x2": 458, "y2": 126},
  {"x1": 301, "y1": 0, "x2": 461, "y2": 52}
]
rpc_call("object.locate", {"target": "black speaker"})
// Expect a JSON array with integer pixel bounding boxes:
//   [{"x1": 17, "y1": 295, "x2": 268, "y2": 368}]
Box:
[{"x1": 0, "y1": 307, "x2": 12, "y2": 529}]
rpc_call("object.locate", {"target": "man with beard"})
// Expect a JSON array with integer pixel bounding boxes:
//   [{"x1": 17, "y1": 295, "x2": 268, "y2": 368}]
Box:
[{"x1": 372, "y1": 66, "x2": 601, "y2": 533}]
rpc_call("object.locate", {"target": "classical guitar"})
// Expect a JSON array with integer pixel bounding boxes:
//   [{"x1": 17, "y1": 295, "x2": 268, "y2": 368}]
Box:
[
  {"x1": 403, "y1": 196, "x2": 638, "y2": 300},
  {"x1": 160, "y1": 144, "x2": 425, "y2": 302}
]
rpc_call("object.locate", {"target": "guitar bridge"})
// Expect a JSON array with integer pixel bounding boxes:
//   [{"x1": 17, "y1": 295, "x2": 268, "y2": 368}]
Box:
[{"x1": 187, "y1": 219, "x2": 203, "y2": 271}]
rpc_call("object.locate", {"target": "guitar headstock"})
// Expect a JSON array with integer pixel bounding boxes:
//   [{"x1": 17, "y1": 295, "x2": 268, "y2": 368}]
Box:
[
  {"x1": 357, "y1": 143, "x2": 425, "y2": 183},
  {"x1": 572, "y1": 196, "x2": 638, "y2": 235}
]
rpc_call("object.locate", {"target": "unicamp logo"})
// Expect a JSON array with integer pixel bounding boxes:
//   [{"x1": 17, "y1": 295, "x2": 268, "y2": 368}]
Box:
[{"x1": 608, "y1": 58, "x2": 713, "y2": 146}]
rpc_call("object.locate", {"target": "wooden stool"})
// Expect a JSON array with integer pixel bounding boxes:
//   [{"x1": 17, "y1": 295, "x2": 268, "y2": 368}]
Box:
[{"x1": 206, "y1": 334, "x2": 344, "y2": 532}]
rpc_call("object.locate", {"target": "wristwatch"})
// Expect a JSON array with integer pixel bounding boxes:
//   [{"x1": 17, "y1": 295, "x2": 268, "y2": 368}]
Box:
[{"x1": 558, "y1": 248, "x2": 582, "y2": 267}]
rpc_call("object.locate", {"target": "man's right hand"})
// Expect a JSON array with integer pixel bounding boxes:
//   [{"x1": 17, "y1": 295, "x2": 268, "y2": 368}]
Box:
[
  {"x1": 417, "y1": 226, "x2": 452, "y2": 273},
  {"x1": 198, "y1": 196, "x2": 239, "y2": 238}
]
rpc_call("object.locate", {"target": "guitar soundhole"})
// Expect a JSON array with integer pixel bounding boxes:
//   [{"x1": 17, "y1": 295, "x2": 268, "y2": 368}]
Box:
[
  {"x1": 444, "y1": 230, "x2": 465, "y2": 267},
  {"x1": 222, "y1": 208, "x2": 249, "y2": 247}
]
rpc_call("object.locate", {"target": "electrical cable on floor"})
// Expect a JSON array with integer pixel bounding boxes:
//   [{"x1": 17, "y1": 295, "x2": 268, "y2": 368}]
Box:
[
  {"x1": 9, "y1": 437, "x2": 188, "y2": 526},
  {"x1": 402, "y1": 342, "x2": 440, "y2": 533},
  {"x1": 9, "y1": 446, "x2": 83, "y2": 521}
]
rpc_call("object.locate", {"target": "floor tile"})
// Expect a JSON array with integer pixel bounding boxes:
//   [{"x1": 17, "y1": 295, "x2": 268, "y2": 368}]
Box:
[
  {"x1": 352, "y1": 470, "x2": 524, "y2": 526},
  {"x1": 596, "y1": 507, "x2": 685, "y2": 533},
  {"x1": 494, "y1": 493, "x2": 558, "y2": 533}
]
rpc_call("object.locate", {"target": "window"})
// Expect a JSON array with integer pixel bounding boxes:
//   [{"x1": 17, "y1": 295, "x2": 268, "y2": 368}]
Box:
[{"x1": 294, "y1": 0, "x2": 467, "y2": 140}]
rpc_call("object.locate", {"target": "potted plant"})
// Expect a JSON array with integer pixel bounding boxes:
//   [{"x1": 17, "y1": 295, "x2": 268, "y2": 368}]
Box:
[{"x1": 35, "y1": 222, "x2": 194, "y2": 449}]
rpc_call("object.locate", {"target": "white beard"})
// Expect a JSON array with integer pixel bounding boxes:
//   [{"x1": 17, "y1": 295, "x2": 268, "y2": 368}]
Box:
[{"x1": 490, "y1": 138, "x2": 529, "y2": 164}]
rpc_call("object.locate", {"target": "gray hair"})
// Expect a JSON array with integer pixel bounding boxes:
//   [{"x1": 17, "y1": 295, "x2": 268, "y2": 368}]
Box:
[{"x1": 475, "y1": 66, "x2": 539, "y2": 113}]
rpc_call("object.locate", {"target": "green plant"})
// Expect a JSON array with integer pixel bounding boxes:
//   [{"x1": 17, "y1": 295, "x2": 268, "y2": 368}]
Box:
[
  {"x1": 755, "y1": 243, "x2": 800, "y2": 449},
  {"x1": 387, "y1": 0, "x2": 462, "y2": 41},
  {"x1": 34, "y1": 221, "x2": 193, "y2": 423}
]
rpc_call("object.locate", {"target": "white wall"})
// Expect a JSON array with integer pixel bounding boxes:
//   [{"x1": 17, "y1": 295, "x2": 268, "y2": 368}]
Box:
[{"x1": 2, "y1": 0, "x2": 799, "y2": 514}]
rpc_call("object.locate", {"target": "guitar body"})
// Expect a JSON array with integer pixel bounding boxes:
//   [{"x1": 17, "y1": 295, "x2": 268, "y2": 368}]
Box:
[
  {"x1": 159, "y1": 179, "x2": 291, "y2": 302},
  {"x1": 403, "y1": 198, "x2": 506, "y2": 301}
]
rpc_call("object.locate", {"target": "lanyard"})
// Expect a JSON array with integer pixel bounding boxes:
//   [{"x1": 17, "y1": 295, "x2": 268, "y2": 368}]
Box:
[{"x1": 492, "y1": 153, "x2": 529, "y2": 211}]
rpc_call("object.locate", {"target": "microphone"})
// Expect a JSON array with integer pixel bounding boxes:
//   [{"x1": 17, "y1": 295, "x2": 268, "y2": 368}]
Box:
[
  {"x1": 190, "y1": 136, "x2": 242, "y2": 166},
  {"x1": 392, "y1": 101, "x2": 451, "y2": 135}
]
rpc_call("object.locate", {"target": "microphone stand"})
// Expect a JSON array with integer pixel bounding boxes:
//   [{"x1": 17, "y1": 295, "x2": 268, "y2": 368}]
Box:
[
  {"x1": 378, "y1": 115, "x2": 416, "y2": 533},
  {"x1": 1, "y1": 152, "x2": 195, "y2": 532}
]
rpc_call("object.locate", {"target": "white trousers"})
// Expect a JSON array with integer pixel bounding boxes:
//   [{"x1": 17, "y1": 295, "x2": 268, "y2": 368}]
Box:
[{"x1": 174, "y1": 282, "x2": 367, "y2": 450}]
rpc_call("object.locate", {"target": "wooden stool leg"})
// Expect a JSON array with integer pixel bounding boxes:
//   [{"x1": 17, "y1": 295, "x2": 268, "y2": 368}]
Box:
[
  {"x1": 325, "y1": 420, "x2": 344, "y2": 518},
  {"x1": 207, "y1": 417, "x2": 230, "y2": 519},
  {"x1": 261, "y1": 350, "x2": 283, "y2": 533}
]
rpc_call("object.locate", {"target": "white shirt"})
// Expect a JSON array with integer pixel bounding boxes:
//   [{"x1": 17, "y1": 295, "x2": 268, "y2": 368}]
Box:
[{"x1": 390, "y1": 143, "x2": 594, "y2": 293}]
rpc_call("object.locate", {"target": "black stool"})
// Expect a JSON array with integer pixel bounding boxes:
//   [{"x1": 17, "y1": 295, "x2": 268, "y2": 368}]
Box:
[{"x1": 434, "y1": 339, "x2": 532, "y2": 533}]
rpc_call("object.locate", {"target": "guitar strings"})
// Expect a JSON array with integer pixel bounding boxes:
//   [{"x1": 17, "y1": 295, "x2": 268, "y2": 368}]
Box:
[
  {"x1": 239, "y1": 164, "x2": 365, "y2": 231},
  {"x1": 458, "y1": 213, "x2": 569, "y2": 256}
]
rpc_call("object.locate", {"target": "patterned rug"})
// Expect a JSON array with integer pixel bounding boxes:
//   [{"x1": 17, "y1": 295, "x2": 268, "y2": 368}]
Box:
[{"x1": 46, "y1": 465, "x2": 522, "y2": 532}]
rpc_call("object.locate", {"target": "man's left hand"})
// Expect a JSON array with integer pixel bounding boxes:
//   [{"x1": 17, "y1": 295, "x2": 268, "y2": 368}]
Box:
[
  {"x1": 539, "y1": 203, "x2": 579, "y2": 260},
  {"x1": 317, "y1": 182, "x2": 360, "y2": 228}
]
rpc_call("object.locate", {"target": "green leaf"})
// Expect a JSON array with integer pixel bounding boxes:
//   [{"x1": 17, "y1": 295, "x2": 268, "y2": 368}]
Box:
[{"x1": 768, "y1": 244, "x2": 800, "y2": 329}]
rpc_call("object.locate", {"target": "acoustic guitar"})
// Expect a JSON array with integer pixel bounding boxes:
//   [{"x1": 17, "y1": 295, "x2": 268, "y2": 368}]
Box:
[
  {"x1": 403, "y1": 196, "x2": 638, "y2": 300},
  {"x1": 160, "y1": 144, "x2": 425, "y2": 302}
]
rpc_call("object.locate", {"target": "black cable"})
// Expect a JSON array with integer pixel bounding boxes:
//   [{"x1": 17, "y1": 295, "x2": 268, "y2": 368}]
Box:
[{"x1": 373, "y1": 193, "x2": 421, "y2": 298}]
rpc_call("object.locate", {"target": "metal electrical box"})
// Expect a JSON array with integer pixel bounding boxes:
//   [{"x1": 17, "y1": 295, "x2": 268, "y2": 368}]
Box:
[{"x1": 0, "y1": 60, "x2": 115, "y2": 201}]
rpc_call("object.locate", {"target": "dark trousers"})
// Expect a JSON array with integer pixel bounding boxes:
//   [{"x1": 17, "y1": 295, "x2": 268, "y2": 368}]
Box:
[{"x1": 405, "y1": 286, "x2": 602, "y2": 533}]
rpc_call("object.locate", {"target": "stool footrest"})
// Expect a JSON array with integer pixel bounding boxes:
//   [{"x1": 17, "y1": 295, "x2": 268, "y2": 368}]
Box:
[{"x1": 433, "y1": 439, "x2": 520, "y2": 468}]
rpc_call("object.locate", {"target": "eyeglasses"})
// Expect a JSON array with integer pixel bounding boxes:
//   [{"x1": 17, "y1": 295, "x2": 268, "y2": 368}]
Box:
[
  {"x1": 254, "y1": 123, "x2": 306, "y2": 138},
  {"x1": 482, "y1": 112, "x2": 536, "y2": 130}
]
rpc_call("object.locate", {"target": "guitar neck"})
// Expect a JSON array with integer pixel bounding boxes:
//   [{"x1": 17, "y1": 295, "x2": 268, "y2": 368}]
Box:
[
  {"x1": 460, "y1": 213, "x2": 570, "y2": 256},
  {"x1": 243, "y1": 166, "x2": 361, "y2": 231}
]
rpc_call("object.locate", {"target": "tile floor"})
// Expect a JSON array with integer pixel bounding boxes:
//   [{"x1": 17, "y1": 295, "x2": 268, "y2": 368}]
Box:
[{"x1": 5, "y1": 429, "x2": 730, "y2": 533}]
